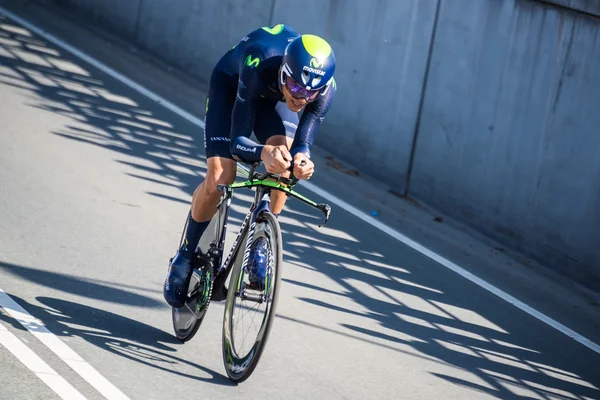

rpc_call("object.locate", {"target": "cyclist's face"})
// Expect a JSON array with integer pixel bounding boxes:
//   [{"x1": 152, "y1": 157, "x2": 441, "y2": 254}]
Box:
[
  {"x1": 282, "y1": 81, "x2": 308, "y2": 112},
  {"x1": 279, "y1": 68, "x2": 320, "y2": 112}
]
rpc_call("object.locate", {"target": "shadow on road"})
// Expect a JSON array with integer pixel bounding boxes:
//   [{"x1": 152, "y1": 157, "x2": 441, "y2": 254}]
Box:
[
  {"x1": 0, "y1": 12, "x2": 598, "y2": 399},
  {"x1": 0, "y1": 293, "x2": 234, "y2": 386},
  {"x1": 0, "y1": 260, "x2": 162, "y2": 308}
]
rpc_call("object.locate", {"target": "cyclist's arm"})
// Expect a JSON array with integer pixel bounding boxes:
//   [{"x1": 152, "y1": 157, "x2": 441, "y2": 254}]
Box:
[
  {"x1": 291, "y1": 79, "x2": 337, "y2": 158},
  {"x1": 230, "y1": 47, "x2": 265, "y2": 163}
]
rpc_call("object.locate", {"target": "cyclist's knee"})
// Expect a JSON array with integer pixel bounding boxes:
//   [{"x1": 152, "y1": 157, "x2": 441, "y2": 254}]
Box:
[{"x1": 203, "y1": 157, "x2": 236, "y2": 197}]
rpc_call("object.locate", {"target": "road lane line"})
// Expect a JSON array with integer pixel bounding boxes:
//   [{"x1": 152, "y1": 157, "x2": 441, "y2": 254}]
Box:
[
  {"x1": 1, "y1": 6, "x2": 598, "y2": 356},
  {"x1": 0, "y1": 289, "x2": 130, "y2": 400},
  {"x1": 0, "y1": 320, "x2": 87, "y2": 399}
]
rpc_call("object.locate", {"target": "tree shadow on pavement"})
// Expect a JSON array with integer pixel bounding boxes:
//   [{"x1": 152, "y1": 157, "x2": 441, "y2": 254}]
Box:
[
  {"x1": 0, "y1": 11, "x2": 253, "y2": 228},
  {"x1": 0, "y1": 12, "x2": 209, "y2": 204},
  {"x1": 0, "y1": 14, "x2": 598, "y2": 400},
  {"x1": 0, "y1": 260, "x2": 162, "y2": 308},
  {"x1": 278, "y1": 209, "x2": 600, "y2": 400},
  {"x1": 0, "y1": 293, "x2": 234, "y2": 386}
]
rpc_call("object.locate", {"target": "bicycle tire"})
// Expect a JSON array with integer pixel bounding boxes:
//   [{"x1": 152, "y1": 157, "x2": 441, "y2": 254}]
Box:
[
  {"x1": 170, "y1": 212, "x2": 216, "y2": 342},
  {"x1": 221, "y1": 211, "x2": 283, "y2": 382},
  {"x1": 171, "y1": 260, "x2": 214, "y2": 342}
]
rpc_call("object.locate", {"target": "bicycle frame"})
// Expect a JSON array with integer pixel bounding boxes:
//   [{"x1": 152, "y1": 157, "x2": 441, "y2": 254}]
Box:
[{"x1": 207, "y1": 163, "x2": 331, "y2": 300}]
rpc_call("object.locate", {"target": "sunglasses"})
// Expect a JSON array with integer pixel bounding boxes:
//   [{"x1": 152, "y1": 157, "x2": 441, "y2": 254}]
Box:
[{"x1": 280, "y1": 68, "x2": 320, "y2": 100}]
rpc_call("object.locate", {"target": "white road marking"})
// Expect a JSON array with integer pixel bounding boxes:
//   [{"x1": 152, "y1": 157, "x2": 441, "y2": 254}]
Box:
[
  {"x1": 0, "y1": 320, "x2": 87, "y2": 400},
  {"x1": 296, "y1": 182, "x2": 600, "y2": 356},
  {"x1": 0, "y1": 290, "x2": 130, "y2": 400},
  {"x1": 0, "y1": 5, "x2": 598, "y2": 359}
]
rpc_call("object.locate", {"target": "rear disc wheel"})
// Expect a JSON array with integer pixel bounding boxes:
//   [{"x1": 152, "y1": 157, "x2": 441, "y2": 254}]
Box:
[{"x1": 172, "y1": 263, "x2": 213, "y2": 342}]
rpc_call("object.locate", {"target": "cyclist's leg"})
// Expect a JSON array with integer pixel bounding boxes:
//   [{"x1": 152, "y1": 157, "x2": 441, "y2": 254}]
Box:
[
  {"x1": 191, "y1": 157, "x2": 236, "y2": 223},
  {"x1": 254, "y1": 100, "x2": 299, "y2": 215},
  {"x1": 164, "y1": 64, "x2": 237, "y2": 308},
  {"x1": 184, "y1": 66, "x2": 237, "y2": 256}
]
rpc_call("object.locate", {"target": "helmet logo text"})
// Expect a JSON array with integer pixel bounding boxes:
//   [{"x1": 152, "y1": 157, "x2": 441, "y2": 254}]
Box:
[
  {"x1": 310, "y1": 58, "x2": 323, "y2": 68},
  {"x1": 303, "y1": 66, "x2": 325, "y2": 76}
]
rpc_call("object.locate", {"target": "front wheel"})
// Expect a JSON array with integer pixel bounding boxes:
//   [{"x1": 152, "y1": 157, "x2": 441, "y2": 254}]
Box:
[{"x1": 222, "y1": 212, "x2": 283, "y2": 382}]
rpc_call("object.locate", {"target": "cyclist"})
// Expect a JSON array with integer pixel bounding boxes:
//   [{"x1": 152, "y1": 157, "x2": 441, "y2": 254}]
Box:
[{"x1": 163, "y1": 24, "x2": 337, "y2": 308}]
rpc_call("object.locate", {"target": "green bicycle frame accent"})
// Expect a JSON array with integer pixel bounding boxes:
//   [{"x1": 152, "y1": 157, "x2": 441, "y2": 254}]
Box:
[
  {"x1": 230, "y1": 178, "x2": 319, "y2": 209},
  {"x1": 221, "y1": 173, "x2": 331, "y2": 227}
]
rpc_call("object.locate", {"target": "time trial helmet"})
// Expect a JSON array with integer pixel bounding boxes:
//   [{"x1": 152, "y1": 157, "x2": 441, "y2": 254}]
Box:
[{"x1": 280, "y1": 34, "x2": 335, "y2": 99}]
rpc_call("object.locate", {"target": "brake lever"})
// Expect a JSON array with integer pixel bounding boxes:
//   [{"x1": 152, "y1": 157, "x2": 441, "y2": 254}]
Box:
[{"x1": 316, "y1": 203, "x2": 331, "y2": 227}]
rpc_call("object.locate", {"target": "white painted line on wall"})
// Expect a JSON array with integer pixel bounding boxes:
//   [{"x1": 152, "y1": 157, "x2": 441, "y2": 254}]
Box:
[
  {"x1": 0, "y1": 320, "x2": 88, "y2": 400},
  {"x1": 0, "y1": 290, "x2": 130, "y2": 400},
  {"x1": 1, "y1": 6, "x2": 598, "y2": 356}
]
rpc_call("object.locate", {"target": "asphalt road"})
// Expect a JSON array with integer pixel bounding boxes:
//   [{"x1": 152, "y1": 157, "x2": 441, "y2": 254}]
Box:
[{"x1": 0, "y1": 5, "x2": 599, "y2": 400}]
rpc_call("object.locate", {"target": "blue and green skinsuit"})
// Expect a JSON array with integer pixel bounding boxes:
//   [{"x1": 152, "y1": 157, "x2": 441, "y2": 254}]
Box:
[
  {"x1": 178, "y1": 24, "x2": 337, "y2": 261},
  {"x1": 203, "y1": 23, "x2": 336, "y2": 163}
]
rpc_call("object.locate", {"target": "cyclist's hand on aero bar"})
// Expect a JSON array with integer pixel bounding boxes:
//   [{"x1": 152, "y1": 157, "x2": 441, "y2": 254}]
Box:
[
  {"x1": 293, "y1": 153, "x2": 314, "y2": 180},
  {"x1": 261, "y1": 145, "x2": 292, "y2": 175}
]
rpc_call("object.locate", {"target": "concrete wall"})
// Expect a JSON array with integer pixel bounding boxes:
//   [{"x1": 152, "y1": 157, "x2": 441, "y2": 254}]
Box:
[
  {"x1": 50, "y1": 0, "x2": 438, "y2": 189},
  {"x1": 540, "y1": 0, "x2": 600, "y2": 16},
  {"x1": 135, "y1": 0, "x2": 275, "y2": 81},
  {"x1": 270, "y1": 0, "x2": 439, "y2": 189},
  {"x1": 44, "y1": 0, "x2": 600, "y2": 290},
  {"x1": 410, "y1": 0, "x2": 600, "y2": 288},
  {"x1": 52, "y1": 0, "x2": 142, "y2": 39},
  {"x1": 51, "y1": 0, "x2": 275, "y2": 79}
]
